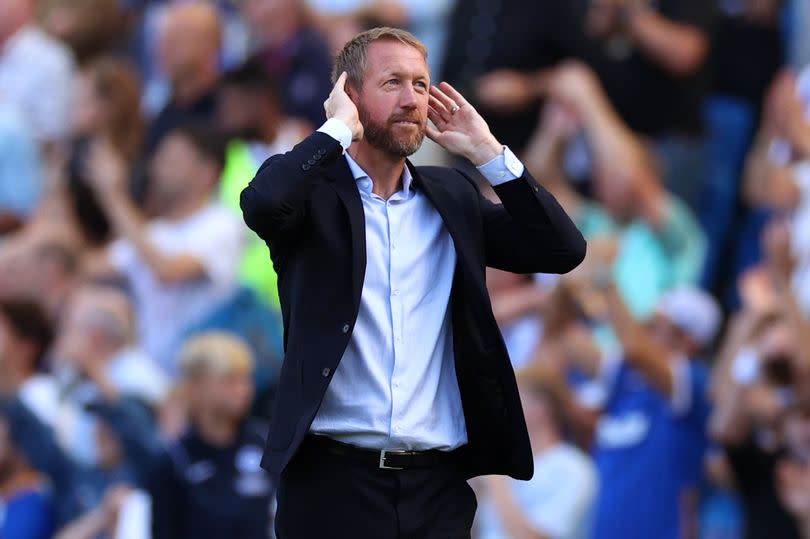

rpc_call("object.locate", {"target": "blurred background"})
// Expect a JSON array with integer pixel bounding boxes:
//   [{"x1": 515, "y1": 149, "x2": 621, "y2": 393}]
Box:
[{"x1": 1, "y1": 0, "x2": 810, "y2": 538}]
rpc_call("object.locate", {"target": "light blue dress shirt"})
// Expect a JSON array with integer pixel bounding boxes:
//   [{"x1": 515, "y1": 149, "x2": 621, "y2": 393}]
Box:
[{"x1": 310, "y1": 118, "x2": 524, "y2": 450}]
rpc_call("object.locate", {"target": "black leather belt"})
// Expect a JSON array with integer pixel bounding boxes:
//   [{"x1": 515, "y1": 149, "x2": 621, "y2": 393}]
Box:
[{"x1": 304, "y1": 434, "x2": 459, "y2": 470}]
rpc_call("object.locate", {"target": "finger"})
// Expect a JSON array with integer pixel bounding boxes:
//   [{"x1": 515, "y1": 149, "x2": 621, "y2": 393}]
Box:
[
  {"x1": 426, "y1": 124, "x2": 443, "y2": 142},
  {"x1": 438, "y1": 81, "x2": 469, "y2": 107},
  {"x1": 428, "y1": 106, "x2": 446, "y2": 129},
  {"x1": 335, "y1": 71, "x2": 348, "y2": 92},
  {"x1": 429, "y1": 96, "x2": 451, "y2": 121},
  {"x1": 430, "y1": 85, "x2": 458, "y2": 112}
]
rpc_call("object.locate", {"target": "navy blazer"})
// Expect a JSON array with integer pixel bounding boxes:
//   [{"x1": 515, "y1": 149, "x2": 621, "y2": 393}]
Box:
[{"x1": 240, "y1": 131, "x2": 586, "y2": 480}]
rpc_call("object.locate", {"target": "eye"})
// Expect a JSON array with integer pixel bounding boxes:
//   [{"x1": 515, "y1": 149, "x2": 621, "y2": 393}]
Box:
[
  {"x1": 414, "y1": 81, "x2": 428, "y2": 90},
  {"x1": 386, "y1": 79, "x2": 399, "y2": 86}
]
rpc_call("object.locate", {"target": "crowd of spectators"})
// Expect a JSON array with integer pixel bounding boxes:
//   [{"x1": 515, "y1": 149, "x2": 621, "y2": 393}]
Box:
[{"x1": 1, "y1": 0, "x2": 810, "y2": 537}]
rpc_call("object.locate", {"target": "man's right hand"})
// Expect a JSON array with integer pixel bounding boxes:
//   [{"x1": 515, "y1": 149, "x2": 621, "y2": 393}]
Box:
[{"x1": 324, "y1": 72, "x2": 364, "y2": 141}]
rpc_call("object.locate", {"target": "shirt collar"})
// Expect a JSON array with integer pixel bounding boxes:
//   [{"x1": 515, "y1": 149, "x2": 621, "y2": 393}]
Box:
[{"x1": 344, "y1": 153, "x2": 414, "y2": 197}]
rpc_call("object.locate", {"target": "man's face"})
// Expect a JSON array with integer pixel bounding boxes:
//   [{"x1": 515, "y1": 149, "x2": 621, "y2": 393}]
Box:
[
  {"x1": 217, "y1": 86, "x2": 265, "y2": 141},
  {"x1": 192, "y1": 369, "x2": 254, "y2": 423},
  {"x1": 353, "y1": 40, "x2": 430, "y2": 158},
  {"x1": 149, "y1": 133, "x2": 208, "y2": 208},
  {"x1": 646, "y1": 313, "x2": 693, "y2": 354}
]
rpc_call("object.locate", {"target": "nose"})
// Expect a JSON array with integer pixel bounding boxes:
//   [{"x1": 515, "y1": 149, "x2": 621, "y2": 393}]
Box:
[{"x1": 398, "y1": 83, "x2": 418, "y2": 109}]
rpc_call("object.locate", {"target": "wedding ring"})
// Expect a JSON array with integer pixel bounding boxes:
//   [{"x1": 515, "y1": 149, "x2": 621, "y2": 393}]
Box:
[{"x1": 450, "y1": 105, "x2": 460, "y2": 115}]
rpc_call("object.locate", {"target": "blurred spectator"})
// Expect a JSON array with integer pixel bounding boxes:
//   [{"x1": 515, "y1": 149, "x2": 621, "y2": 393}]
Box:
[
  {"x1": 68, "y1": 56, "x2": 143, "y2": 249},
  {"x1": 306, "y1": 0, "x2": 455, "y2": 75},
  {"x1": 85, "y1": 122, "x2": 245, "y2": 375},
  {"x1": 711, "y1": 0, "x2": 783, "y2": 108},
  {"x1": 744, "y1": 67, "x2": 810, "y2": 316},
  {"x1": 40, "y1": 0, "x2": 128, "y2": 66},
  {"x1": 476, "y1": 364, "x2": 598, "y2": 539},
  {"x1": 150, "y1": 332, "x2": 273, "y2": 539},
  {"x1": 53, "y1": 285, "x2": 170, "y2": 463},
  {"x1": 0, "y1": 0, "x2": 75, "y2": 143},
  {"x1": 0, "y1": 409, "x2": 56, "y2": 539},
  {"x1": 217, "y1": 59, "x2": 308, "y2": 309},
  {"x1": 241, "y1": 0, "x2": 337, "y2": 128},
  {"x1": 0, "y1": 298, "x2": 58, "y2": 429},
  {"x1": 710, "y1": 219, "x2": 810, "y2": 539},
  {"x1": 578, "y1": 0, "x2": 714, "y2": 211},
  {"x1": 565, "y1": 271, "x2": 720, "y2": 538},
  {"x1": 542, "y1": 63, "x2": 706, "y2": 318},
  {"x1": 0, "y1": 103, "x2": 43, "y2": 234},
  {"x1": 145, "y1": 2, "x2": 222, "y2": 153},
  {"x1": 486, "y1": 270, "x2": 549, "y2": 369},
  {"x1": 443, "y1": 0, "x2": 585, "y2": 152}
]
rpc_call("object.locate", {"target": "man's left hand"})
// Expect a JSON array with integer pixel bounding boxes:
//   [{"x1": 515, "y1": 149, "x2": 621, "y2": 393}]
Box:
[{"x1": 427, "y1": 82, "x2": 502, "y2": 166}]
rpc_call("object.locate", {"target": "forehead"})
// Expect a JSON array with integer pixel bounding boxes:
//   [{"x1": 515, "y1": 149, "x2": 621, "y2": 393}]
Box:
[{"x1": 364, "y1": 40, "x2": 428, "y2": 79}]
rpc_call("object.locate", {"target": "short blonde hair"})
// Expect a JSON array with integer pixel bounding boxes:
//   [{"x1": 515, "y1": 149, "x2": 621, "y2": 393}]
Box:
[
  {"x1": 180, "y1": 332, "x2": 254, "y2": 378},
  {"x1": 332, "y1": 26, "x2": 428, "y2": 87}
]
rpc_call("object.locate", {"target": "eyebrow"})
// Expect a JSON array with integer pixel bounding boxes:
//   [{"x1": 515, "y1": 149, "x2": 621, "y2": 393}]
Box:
[{"x1": 380, "y1": 70, "x2": 429, "y2": 81}]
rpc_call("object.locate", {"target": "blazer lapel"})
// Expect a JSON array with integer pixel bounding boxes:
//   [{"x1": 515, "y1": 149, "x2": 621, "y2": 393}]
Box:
[
  {"x1": 408, "y1": 161, "x2": 475, "y2": 275},
  {"x1": 327, "y1": 158, "x2": 366, "y2": 310}
]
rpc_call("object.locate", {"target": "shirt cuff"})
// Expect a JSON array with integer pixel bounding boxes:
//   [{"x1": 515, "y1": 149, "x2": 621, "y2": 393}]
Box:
[
  {"x1": 317, "y1": 118, "x2": 353, "y2": 152},
  {"x1": 476, "y1": 146, "x2": 525, "y2": 186}
]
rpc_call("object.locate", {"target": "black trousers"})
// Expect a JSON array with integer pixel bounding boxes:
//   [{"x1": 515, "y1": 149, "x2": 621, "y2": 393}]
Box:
[{"x1": 275, "y1": 437, "x2": 477, "y2": 539}]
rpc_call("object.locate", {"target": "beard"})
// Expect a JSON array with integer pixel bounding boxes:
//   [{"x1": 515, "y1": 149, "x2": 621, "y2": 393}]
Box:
[{"x1": 359, "y1": 107, "x2": 426, "y2": 158}]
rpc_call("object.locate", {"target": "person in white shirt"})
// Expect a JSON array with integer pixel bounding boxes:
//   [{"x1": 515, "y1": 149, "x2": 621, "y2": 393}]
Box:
[
  {"x1": 0, "y1": 0, "x2": 74, "y2": 143},
  {"x1": 85, "y1": 122, "x2": 245, "y2": 375},
  {"x1": 477, "y1": 364, "x2": 598, "y2": 539}
]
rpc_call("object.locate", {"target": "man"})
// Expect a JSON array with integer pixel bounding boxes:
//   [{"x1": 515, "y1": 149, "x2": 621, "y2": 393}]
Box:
[
  {"x1": 86, "y1": 123, "x2": 245, "y2": 374},
  {"x1": 240, "y1": 0, "x2": 333, "y2": 128},
  {"x1": 477, "y1": 365, "x2": 598, "y2": 539},
  {"x1": 145, "y1": 3, "x2": 222, "y2": 153},
  {"x1": 150, "y1": 332, "x2": 273, "y2": 539},
  {"x1": 217, "y1": 59, "x2": 308, "y2": 309},
  {"x1": 547, "y1": 62, "x2": 706, "y2": 318},
  {"x1": 0, "y1": 0, "x2": 74, "y2": 143},
  {"x1": 240, "y1": 27, "x2": 586, "y2": 537},
  {"x1": 54, "y1": 285, "x2": 170, "y2": 465},
  {"x1": 567, "y1": 273, "x2": 720, "y2": 538}
]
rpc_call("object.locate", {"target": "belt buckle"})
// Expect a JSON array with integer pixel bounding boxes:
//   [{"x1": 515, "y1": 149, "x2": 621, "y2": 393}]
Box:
[{"x1": 379, "y1": 449, "x2": 404, "y2": 470}]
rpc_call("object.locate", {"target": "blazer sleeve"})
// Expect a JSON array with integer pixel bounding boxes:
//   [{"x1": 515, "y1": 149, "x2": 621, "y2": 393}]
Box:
[
  {"x1": 240, "y1": 131, "x2": 344, "y2": 242},
  {"x1": 465, "y1": 169, "x2": 587, "y2": 274}
]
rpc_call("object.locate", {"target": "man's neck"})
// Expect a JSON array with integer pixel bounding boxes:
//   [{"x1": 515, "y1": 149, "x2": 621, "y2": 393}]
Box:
[
  {"x1": 194, "y1": 412, "x2": 239, "y2": 448},
  {"x1": 172, "y1": 69, "x2": 217, "y2": 108},
  {"x1": 163, "y1": 192, "x2": 209, "y2": 222},
  {"x1": 348, "y1": 142, "x2": 406, "y2": 200}
]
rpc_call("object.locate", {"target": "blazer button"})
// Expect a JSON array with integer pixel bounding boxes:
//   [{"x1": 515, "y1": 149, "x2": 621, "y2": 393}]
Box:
[
  {"x1": 302, "y1": 163, "x2": 311, "y2": 171},
  {"x1": 341, "y1": 323, "x2": 350, "y2": 334},
  {"x1": 307, "y1": 159, "x2": 316, "y2": 165},
  {"x1": 322, "y1": 367, "x2": 331, "y2": 378},
  {"x1": 318, "y1": 148, "x2": 327, "y2": 156},
  {"x1": 312, "y1": 154, "x2": 321, "y2": 161}
]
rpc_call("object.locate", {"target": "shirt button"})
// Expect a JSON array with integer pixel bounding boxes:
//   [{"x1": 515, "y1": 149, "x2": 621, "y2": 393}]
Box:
[
  {"x1": 322, "y1": 367, "x2": 331, "y2": 378},
  {"x1": 394, "y1": 382, "x2": 400, "y2": 388},
  {"x1": 341, "y1": 323, "x2": 350, "y2": 334},
  {"x1": 392, "y1": 289, "x2": 399, "y2": 296}
]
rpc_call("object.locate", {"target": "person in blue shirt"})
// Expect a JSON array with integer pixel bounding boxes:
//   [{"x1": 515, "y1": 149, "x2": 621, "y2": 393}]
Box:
[
  {"x1": 567, "y1": 266, "x2": 722, "y2": 539},
  {"x1": 0, "y1": 411, "x2": 56, "y2": 539}
]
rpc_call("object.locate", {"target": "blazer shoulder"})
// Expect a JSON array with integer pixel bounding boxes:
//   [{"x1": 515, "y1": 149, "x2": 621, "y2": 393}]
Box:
[{"x1": 416, "y1": 165, "x2": 481, "y2": 192}]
